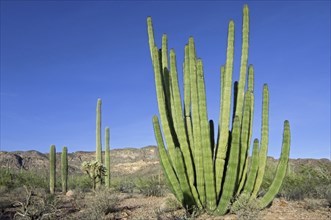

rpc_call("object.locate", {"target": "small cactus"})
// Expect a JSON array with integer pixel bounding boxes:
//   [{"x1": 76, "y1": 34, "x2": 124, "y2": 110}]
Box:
[{"x1": 82, "y1": 161, "x2": 106, "y2": 190}]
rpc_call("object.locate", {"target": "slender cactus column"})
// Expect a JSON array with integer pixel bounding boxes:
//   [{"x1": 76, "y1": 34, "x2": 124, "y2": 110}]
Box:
[
  {"x1": 251, "y1": 84, "x2": 269, "y2": 199},
  {"x1": 96, "y1": 98, "x2": 102, "y2": 187},
  {"x1": 96, "y1": 98, "x2": 102, "y2": 163},
  {"x1": 215, "y1": 20, "x2": 235, "y2": 197},
  {"x1": 105, "y1": 127, "x2": 111, "y2": 188},
  {"x1": 258, "y1": 121, "x2": 290, "y2": 208},
  {"x1": 49, "y1": 145, "x2": 56, "y2": 194},
  {"x1": 216, "y1": 116, "x2": 240, "y2": 215},
  {"x1": 61, "y1": 146, "x2": 68, "y2": 194}
]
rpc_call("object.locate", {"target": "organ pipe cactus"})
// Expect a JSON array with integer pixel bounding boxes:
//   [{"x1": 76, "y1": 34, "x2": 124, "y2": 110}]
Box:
[
  {"x1": 61, "y1": 146, "x2": 68, "y2": 194},
  {"x1": 148, "y1": 4, "x2": 290, "y2": 215},
  {"x1": 49, "y1": 145, "x2": 56, "y2": 195}
]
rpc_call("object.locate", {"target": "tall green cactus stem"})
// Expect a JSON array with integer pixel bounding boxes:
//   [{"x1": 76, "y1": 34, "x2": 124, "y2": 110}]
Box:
[
  {"x1": 162, "y1": 34, "x2": 172, "y2": 117},
  {"x1": 147, "y1": 4, "x2": 290, "y2": 215},
  {"x1": 169, "y1": 49, "x2": 202, "y2": 207},
  {"x1": 105, "y1": 127, "x2": 110, "y2": 188},
  {"x1": 49, "y1": 145, "x2": 56, "y2": 194},
  {"x1": 236, "y1": 91, "x2": 253, "y2": 194},
  {"x1": 258, "y1": 121, "x2": 290, "y2": 208},
  {"x1": 243, "y1": 138, "x2": 260, "y2": 194},
  {"x1": 247, "y1": 64, "x2": 254, "y2": 92},
  {"x1": 96, "y1": 98, "x2": 102, "y2": 163},
  {"x1": 150, "y1": 42, "x2": 177, "y2": 170},
  {"x1": 235, "y1": 4, "x2": 249, "y2": 120},
  {"x1": 152, "y1": 116, "x2": 184, "y2": 203},
  {"x1": 96, "y1": 98, "x2": 102, "y2": 187},
  {"x1": 216, "y1": 116, "x2": 240, "y2": 215},
  {"x1": 251, "y1": 84, "x2": 269, "y2": 199},
  {"x1": 61, "y1": 146, "x2": 68, "y2": 194},
  {"x1": 197, "y1": 59, "x2": 217, "y2": 210},
  {"x1": 237, "y1": 65, "x2": 255, "y2": 194},
  {"x1": 169, "y1": 49, "x2": 194, "y2": 185},
  {"x1": 188, "y1": 38, "x2": 206, "y2": 206},
  {"x1": 215, "y1": 20, "x2": 235, "y2": 197},
  {"x1": 183, "y1": 45, "x2": 193, "y2": 151}
]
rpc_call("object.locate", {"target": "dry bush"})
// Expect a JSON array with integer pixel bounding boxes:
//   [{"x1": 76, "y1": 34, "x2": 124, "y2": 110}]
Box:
[
  {"x1": 13, "y1": 185, "x2": 58, "y2": 220},
  {"x1": 136, "y1": 175, "x2": 168, "y2": 197},
  {"x1": 230, "y1": 193, "x2": 261, "y2": 220},
  {"x1": 74, "y1": 187, "x2": 118, "y2": 220}
]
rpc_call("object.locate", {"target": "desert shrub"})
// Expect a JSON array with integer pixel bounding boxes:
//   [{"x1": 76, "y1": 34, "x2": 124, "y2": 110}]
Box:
[
  {"x1": 82, "y1": 187, "x2": 118, "y2": 220},
  {"x1": 159, "y1": 197, "x2": 182, "y2": 213},
  {"x1": 324, "y1": 185, "x2": 331, "y2": 207},
  {"x1": 279, "y1": 163, "x2": 331, "y2": 200},
  {"x1": 230, "y1": 194, "x2": 261, "y2": 220},
  {"x1": 279, "y1": 171, "x2": 306, "y2": 200},
  {"x1": 0, "y1": 169, "x2": 12, "y2": 187},
  {"x1": 112, "y1": 177, "x2": 136, "y2": 193},
  {"x1": 13, "y1": 185, "x2": 58, "y2": 220},
  {"x1": 136, "y1": 175, "x2": 167, "y2": 197},
  {"x1": 257, "y1": 161, "x2": 331, "y2": 201},
  {"x1": 303, "y1": 198, "x2": 330, "y2": 210},
  {"x1": 259, "y1": 161, "x2": 277, "y2": 197},
  {"x1": 67, "y1": 174, "x2": 92, "y2": 191},
  {"x1": 0, "y1": 169, "x2": 48, "y2": 191}
]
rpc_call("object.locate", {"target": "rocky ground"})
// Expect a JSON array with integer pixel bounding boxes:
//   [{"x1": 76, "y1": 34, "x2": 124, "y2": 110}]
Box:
[{"x1": 1, "y1": 189, "x2": 330, "y2": 220}]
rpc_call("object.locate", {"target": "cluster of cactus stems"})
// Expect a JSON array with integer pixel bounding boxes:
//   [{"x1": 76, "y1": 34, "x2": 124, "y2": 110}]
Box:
[
  {"x1": 148, "y1": 4, "x2": 290, "y2": 215},
  {"x1": 48, "y1": 98, "x2": 111, "y2": 194},
  {"x1": 95, "y1": 98, "x2": 111, "y2": 188},
  {"x1": 49, "y1": 145, "x2": 69, "y2": 194}
]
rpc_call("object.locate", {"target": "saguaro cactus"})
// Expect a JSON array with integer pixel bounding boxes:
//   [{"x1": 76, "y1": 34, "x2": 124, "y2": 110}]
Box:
[
  {"x1": 96, "y1": 98, "x2": 102, "y2": 187},
  {"x1": 105, "y1": 127, "x2": 111, "y2": 188},
  {"x1": 148, "y1": 4, "x2": 290, "y2": 215},
  {"x1": 49, "y1": 145, "x2": 56, "y2": 194},
  {"x1": 61, "y1": 146, "x2": 68, "y2": 194},
  {"x1": 96, "y1": 98, "x2": 102, "y2": 163}
]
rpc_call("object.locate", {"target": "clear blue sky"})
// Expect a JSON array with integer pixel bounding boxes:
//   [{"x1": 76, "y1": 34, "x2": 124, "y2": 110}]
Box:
[{"x1": 1, "y1": 1, "x2": 330, "y2": 159}]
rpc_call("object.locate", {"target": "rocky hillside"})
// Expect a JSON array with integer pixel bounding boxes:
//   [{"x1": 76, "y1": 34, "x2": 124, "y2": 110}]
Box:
[
  {"x1": 0, "y1": 146, "x2": 161, "y2": 177},
  {"x1": 1, "y1": 146, "x2": 330, "y2": 178}
]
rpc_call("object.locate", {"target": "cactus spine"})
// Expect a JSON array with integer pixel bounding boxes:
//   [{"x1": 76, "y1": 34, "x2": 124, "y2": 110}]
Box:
[
  {"x1": 49, "y1": 145, "x2": 56, "y2": 194},
  {"x1": 105, "y1": 127, "x2": 110, "y2": 188},
  {"x1": 148, "y1": 4, "x2": 290, "y2": 215},
  {"x1": 61, "y1": 146, "x2": 68, "y2": 194}
]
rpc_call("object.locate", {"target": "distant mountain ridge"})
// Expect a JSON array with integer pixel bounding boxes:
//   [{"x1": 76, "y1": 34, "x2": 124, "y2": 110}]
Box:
[
  {"x1": 0, "y1": 146, "x2": 330, "y2": 177},
  {"x1": 0, "y1": 146, "x2": 160, "y2": 177}
]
